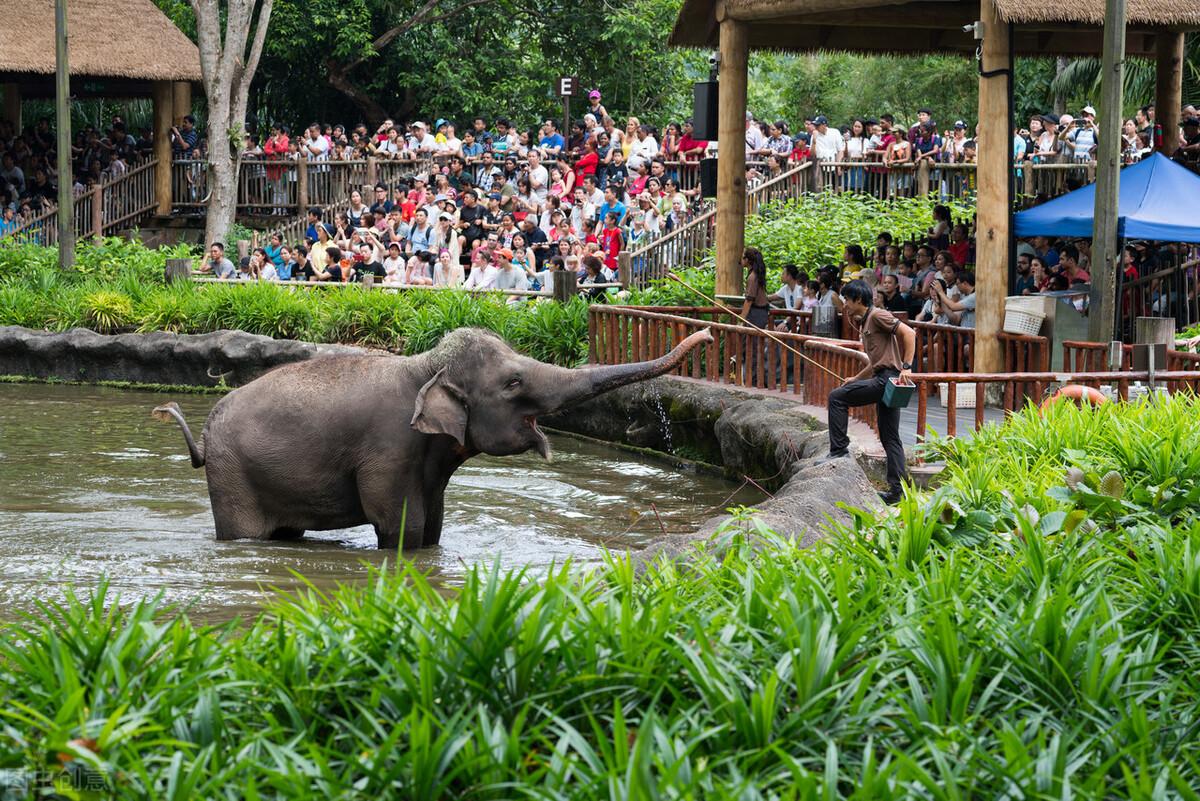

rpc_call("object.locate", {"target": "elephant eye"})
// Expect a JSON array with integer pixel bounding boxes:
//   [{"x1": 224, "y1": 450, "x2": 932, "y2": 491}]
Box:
[{"x1": 506, "y1": 377, "x2": 522, "y2": 390}]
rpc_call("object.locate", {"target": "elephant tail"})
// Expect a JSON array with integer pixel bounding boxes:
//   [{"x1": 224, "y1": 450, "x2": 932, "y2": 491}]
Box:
[{"x1": 152, "y1": 402, "x2": 205, "y2": 468}]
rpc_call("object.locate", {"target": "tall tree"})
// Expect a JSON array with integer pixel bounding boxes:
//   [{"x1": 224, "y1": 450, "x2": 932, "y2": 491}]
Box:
[{"x1": 191, "y1": 0, "x2": 273, "y2": 244}]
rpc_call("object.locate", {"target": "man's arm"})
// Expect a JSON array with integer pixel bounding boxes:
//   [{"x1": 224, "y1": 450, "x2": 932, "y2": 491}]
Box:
[{"x1": 896, "y1": 322, "x2": 916, "y2": 383}]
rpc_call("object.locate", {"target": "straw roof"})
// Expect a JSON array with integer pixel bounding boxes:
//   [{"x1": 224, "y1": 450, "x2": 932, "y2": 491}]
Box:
[
  {"x1": 993, "y1": 0, "x2": 1200, "y2": 26},
  {"x1": 671, "y1": 0, "x2": 1200, "y2": 53},
  {"x1": 0, "y1": 0, "x2": 201, "y2": 82}
]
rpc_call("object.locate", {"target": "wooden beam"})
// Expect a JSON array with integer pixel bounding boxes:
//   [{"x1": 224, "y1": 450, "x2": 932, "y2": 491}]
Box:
[
  {"x1": 715, "y1": 16, "x2": 748, "y2": 299},
  {"x1": 1088, "y1": 0, "x2": 1126, "y2": 342},
  {"x1": 1155, "y1": 31, "x2": 1185, "y2": 154},
  {"x1": 727, "y1": 0, "x2": 911, "y2": 20},
  {"x1": 152, "y1": 80, "x2": 172, "y2": 217},
  {"x1": 974, "y1": 0, "x2": 1009, "y2": 374}
]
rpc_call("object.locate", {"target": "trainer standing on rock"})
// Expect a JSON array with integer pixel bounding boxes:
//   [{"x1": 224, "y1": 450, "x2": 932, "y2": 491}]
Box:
[{"x1": 818, "y1": 279, "x2": 916, "y2": 504}]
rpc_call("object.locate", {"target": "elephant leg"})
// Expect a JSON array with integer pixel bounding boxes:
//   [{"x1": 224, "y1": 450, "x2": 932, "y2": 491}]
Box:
[
  {"x1": 422, "y1": 491, "x2": 446, "y2": 547},
  {"x1": 358, "y1": 474, "x2": 424, "y2": 550}
]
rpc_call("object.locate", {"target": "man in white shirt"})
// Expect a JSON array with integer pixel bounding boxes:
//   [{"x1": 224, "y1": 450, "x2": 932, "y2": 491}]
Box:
[
  {"x1": 526, "y1": 151, "x2": 549, "y2": 203},
  {"x1": 463, "y1": 250, "x2": 501, "y2": 289},
  {"x1": 628, "y1": 125, "x2": 659, "y2": 170},
  {"x1": 744, "y1": 112, "x2": 767, "y2": 157},
  {"x1": 304, "y1": 124, "x2": 329, "y2": 162},
  {"x1": 810, "y1": 116, "x2": 844, "y2": 161},
  {"x1": 411, "y1": 121, "x2": 438, "y2": 154}
]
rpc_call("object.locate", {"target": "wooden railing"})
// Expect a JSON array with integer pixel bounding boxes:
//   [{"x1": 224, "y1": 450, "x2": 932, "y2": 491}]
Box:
[
  {"x1": 1, "y1": 159, "x2": 159, "y2": 245},
  {"x1": 1115, "y1": 261, "x2": 1200, "y2": 336},
  {"x1": 912, "y1": 370, "x2": 1200, "y2": 442},
  {"x1": 810, "y1": 159, "x2": 1096, "y2": 207},
  {"x1": 622, "y1": 162, "x2": 812, "y2": 289},
  {"x1": 592, "y1": 305, "x2": 1060, "y2": 439}
]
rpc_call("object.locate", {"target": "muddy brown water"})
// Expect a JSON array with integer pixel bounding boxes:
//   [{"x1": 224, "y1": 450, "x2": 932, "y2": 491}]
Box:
[{"x1": 0, "y1": 383, "x2": 758, "y2": 621}]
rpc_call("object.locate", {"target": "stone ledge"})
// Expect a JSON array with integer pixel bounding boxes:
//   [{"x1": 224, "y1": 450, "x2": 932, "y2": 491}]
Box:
[
  {"x1": 544, "y1": 375, "x2": 882, "y2": 555},
  {"x1": 0, "y1": 326, "x2": 373, "y2": 388}
]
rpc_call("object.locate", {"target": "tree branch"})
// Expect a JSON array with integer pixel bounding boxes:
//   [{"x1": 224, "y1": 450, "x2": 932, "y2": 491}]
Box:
[{"x1": 338, "y1": 0, "x2": 493, "y2": 74}]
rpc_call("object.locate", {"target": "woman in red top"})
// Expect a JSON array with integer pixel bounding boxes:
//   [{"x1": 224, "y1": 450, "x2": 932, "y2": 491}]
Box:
[
  {"x1": 678, "y1": 120, "x2": 708, "y2": 161},
  {"x1": 574, "y1": 139, "x2": 599, "y2": 178},
  {"x1": 263, "y1": 124, "x2": 290, "y2": 213},
  {"x1": 947, "y1": 223, "x2": 971, "y2": 267}
]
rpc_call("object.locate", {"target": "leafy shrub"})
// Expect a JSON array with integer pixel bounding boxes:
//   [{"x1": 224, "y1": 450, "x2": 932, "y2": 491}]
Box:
[
  {"x1": 82, "y1": 289, "x2": 136, "y2": 333},
  {"x1": 136, "y1": 283, "x2": 202, "y2": 334},
  {"x1": 745, "y1": 193, "x2": 974, "y2": 270},
  {"x1": 508, "y1": 297, "x2": 591, "y2": 366},
  {"x1": 318, "y1": 287, "x2": 411, "y2": 350},
  {"x1": 0, "y1": 285, "x2": 47, "y2": 328}
]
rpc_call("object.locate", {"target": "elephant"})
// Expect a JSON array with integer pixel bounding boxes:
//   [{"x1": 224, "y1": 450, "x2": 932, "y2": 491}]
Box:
[{"x1": 153, "y1": 326, "x2": 714, "y2": 549}]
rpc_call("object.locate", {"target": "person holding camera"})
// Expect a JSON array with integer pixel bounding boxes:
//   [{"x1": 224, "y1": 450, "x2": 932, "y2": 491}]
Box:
[
  {"x1": 1066, "y1": 106, "x2": 1099, "y2": 162},
  {"x1": 816, "y1": 279, "x2": 916, "y2": 504}
]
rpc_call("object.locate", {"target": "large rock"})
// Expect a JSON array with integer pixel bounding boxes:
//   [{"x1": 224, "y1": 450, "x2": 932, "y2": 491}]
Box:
[
  {"x1": 0, "y1": 326, "x2": 373, "y2": 388},
  {"x1": 545, "y1": 375, "x2": 884, "y2": 561}
]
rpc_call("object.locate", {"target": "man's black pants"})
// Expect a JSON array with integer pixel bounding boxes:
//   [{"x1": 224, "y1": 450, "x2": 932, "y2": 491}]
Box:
[{"x1": 827, "y1": 368, "x2": 907, "y2": 494}]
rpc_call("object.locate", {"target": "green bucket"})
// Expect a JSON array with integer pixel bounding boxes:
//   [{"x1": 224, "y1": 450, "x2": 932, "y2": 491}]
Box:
[{"x1": 882, "y1": 377, "x2": 915, "y2": 409}]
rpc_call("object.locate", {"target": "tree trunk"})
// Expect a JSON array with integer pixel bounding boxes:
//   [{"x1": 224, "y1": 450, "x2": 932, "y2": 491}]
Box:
[
  {"x1": 326, "y1": 62, "x2": 392, "y2": 128},
  {"x1": 206, "y1": 143, "x2": 238, "y2": 246},
  {"x1": 1053, "y1": 56, "x2": 1069, "y2": 116}
]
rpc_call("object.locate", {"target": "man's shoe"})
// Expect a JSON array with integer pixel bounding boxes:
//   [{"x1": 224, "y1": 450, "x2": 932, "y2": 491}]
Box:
[
  {"x1": 814, "y1": 452, "x2": 850, "y2": 466},
  {"x1": 879, "y1": 489, "x2": 904, "y2": 505}
]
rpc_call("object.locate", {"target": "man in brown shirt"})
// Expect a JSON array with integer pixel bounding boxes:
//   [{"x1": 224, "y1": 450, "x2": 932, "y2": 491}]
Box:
[{"x1": 819, "y1": 279, "x2": 916, "y2": 503}]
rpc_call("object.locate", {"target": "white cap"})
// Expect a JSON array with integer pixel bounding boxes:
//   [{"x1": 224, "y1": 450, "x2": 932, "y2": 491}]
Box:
[{"x1": 1082, "y1": 105, "x2": 1097, "y2": 116}]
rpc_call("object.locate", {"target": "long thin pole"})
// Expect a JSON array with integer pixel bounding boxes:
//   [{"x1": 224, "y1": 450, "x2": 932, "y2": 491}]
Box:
[
  {"x1": 54, "y1": 0, "x2": 74, "y2": 268},
  {"x1": 665, "y1": 271, "x2": 844, "y2": 380},
  {"x1": 1088, "y1": 0, "x2": 1126, "y2": 341}
]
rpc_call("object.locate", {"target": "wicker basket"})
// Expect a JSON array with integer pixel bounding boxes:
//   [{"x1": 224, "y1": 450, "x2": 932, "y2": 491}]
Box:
[
  {"x1": 939, "y1": 382, "x2": 977, "y2": 408},
  {"x1": 1003, "y1": 307, "x2": 1046, "y2": 336}
]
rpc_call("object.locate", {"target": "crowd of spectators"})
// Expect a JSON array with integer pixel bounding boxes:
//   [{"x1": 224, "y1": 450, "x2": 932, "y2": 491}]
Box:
[{"x1": 0, "y1": 115, "x2": 157, "y2": 234}]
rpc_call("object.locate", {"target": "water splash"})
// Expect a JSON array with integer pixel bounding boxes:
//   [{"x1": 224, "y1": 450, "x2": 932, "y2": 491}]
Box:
[{"x1": 648, "y1": 388, "x2": 674, "y2": 452}]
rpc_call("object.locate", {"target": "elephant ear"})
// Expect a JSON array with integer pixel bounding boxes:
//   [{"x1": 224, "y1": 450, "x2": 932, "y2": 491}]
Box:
[{"x1": 411, "y1": 367, "x2": 468, "y2": 446}]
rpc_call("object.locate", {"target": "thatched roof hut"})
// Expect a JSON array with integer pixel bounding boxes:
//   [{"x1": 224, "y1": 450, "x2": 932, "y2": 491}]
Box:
[
  {"x1": 670, "y1": 0, "x2": 1200, "y2": 55},
  {"x1": 0, "y1": 0, "x2": 201, "y2": 85}
]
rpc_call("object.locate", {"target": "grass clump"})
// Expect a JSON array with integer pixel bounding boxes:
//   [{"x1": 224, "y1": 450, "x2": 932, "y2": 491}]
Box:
[{"x1": 2, "y1": 398, "x2": 1200, "y2": 797}]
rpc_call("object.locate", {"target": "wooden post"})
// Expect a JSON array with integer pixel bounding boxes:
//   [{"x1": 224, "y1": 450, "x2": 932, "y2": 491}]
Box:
[
  {"x1": 152, "y1": 80, "x2": 173, "y2": 216},
  {"x1": 553, "y1": 269, "x2": 579, "y2": 303},
  {"x1": 164, "y1": 258, "x2": 192, "y2": 284},
  {"x1": 366, "y1": 156, "x2": 378, "y2": 187},
  {"x1": 618, "y1": 251, "x2": 631, "y2": 289},
  {"x1": 54, "y1": 0, "x2": 74, "y2": 269},
  {"x1": 172, "y1": 81, "x2": 192, "y2": 125},
  {"x1": 1087, "y1": 0, "x2": 1126, "y2": 343},
  {"x1": 2, "y1": 83, "x2": 19, "y2": 131},
  {"x1": 1155, "y1": 31, "x2": 1184, "y2": 156},
  {"x1": 916, "y1": 158, "x2": 931, "y2": 197},
  {"x1": 715, "y1": 13, "x2": 748, "y2": 298},
  {"x1": 296, "y1": 158, "x2": 309, "y2": 211},
  {"x1": 972, "y1": 0, "x2": 1010, "y2": 374},
  {"x1": 90, "y1": 183, "x2": 103, "y2": 239},
  {"x1": 1135, "y1": 316, "x2": 1175, "y2": 347}
]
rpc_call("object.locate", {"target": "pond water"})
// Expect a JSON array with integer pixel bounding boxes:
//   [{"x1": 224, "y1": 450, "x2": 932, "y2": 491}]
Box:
[{"x1": 0, "y1": 383, "x2": 757, "y2": 621}]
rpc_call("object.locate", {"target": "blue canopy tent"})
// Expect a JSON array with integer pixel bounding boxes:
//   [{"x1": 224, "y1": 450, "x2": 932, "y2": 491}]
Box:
[{"x1": 1014, "y1": 154, "x2": 1200, "y2": 243}]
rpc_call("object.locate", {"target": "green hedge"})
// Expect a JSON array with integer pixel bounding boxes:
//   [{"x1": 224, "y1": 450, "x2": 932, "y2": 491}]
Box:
[
  {"x1": 1, "y1": 397, "x2": 1199, "y2": 797},
  {"x1": 0, "y1": 240, "x2": 591, "y2": 366}
]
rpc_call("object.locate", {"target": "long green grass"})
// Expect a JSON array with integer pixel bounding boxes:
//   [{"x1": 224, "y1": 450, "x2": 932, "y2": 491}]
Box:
[{"x1": 2, "y1": 398, "x2": 1200, "y2": 797}]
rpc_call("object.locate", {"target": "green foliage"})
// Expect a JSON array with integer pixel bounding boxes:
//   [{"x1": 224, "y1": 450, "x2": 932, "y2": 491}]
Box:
[
  {"x1": 4, "y1": 398, "x2": 1200, "y2": 795},
  {"x1": 625, "y1": 266, "x2": 717, "y2": 307},
  {"x1": 0, "y1": 241, "x2": 596, "y2": 366},
  {"x1": 745, "y1": 193, "x2": 974, "y2": 272},
  {"x1": 252, "y1": 0, "x2": 702, "y2": 128}
]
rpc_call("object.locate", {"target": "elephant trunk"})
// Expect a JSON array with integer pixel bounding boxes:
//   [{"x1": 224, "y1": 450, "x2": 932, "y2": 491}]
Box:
[{"x1": 548, "y1": 327, "x2": 714, "y2": 411}]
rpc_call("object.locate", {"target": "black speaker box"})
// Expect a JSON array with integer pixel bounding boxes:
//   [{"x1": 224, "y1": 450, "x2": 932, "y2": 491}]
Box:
[
  {"x1": 700, "y1": 158, "x2": 718, "y2": 198},
  {"x1": 692, "y1": 81, "x2": 719, "y2": 140}
]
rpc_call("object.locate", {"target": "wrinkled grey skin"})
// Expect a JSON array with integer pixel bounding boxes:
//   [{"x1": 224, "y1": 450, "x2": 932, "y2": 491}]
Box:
[{"x1": 154, "y1": 327, "x2": 714, "y2": 549}]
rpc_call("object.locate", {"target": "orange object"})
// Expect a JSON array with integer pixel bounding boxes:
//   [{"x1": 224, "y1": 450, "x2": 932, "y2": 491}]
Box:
[{"x1": 1041, "y1": 384, "x2": 1108, "y2": 411}]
